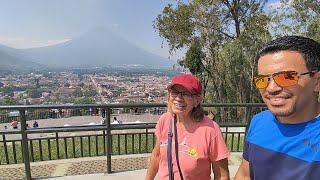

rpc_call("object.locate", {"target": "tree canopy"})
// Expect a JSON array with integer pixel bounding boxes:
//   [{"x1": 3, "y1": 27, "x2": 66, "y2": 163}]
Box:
[
  {"x1": 155, "y1": 0, "x2": 319, "y2": 103},
  {"x1": 155, "y1": 0, "x2": 270, "y2": 103}
]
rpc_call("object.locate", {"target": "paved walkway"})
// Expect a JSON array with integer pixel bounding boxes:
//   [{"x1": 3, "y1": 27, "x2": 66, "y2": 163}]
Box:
[
  {"x1": 0, "y1": 153, "x2": 242, "y2": 179},
  {"x1": 49, "y1": 166, "x2": 240, "y2": 180}
]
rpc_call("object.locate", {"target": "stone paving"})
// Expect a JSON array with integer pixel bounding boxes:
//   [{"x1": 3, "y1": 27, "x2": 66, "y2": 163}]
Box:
[
  {"x1": 0, "y1": 164, "x2": 56, "y2": 179},
  {"x1": 0, "y1": 153, "x2": 242, "y2": 179},
  {"x1": 0, "y1": 154, "x2": 150, "y2": 179}
]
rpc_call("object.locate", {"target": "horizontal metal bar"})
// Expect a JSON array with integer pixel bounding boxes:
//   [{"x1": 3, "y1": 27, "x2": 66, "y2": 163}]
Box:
[
  {"x1": 0, "y1": 130, "x2": 21, "y2": 134},
  {"x1": 0, "y1": 103, "x2": 167, "y2": 110},
  {"x1": 0, "y1": 123, "x2": 157, "y2": 134},
  {"x1": 203, "y1": 103, "x2": 266, "y2": 107},
  {"x1": 0, "y1": 103, "x2": 266, "y2": 110},
  {"x1": 0, "y1": 123, "x2": 245, "y2": 136}
]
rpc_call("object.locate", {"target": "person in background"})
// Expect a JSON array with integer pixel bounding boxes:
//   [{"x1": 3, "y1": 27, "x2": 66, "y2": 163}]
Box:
[
  {"x1": 33, "y1": 121, "x2": 39, "y2": 128},
  {"x1": 95, "y1": 108, "x2": 99, "y2": 116},
  {"x1": 235, "y1": 36, "x2": 320, "y2": 180},
  {"x1": 89, "y1": 108, "x2": 93, "y2": 116},
  {"x1": 11, "y1": 120, "x2": 18, "y2": 129},
  {"x1": 146, "y1": 74, "x2": 229, "y2": 180},
  {"x1": 111, "y1": 116, "x2": 119, "y2": 124},
  {"x1": 58, "y1": 109, "x2": 63, "y2": 118}
]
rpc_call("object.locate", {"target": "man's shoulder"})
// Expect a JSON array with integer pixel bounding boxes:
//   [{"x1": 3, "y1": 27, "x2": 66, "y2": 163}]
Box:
[
  {"x1": 247, "y1": 110, "x2": 275, "y2": 136},
  {"x1": 254, "y1": 110, "x2": 273, "y2": 118},
  {"x1": 251, "y1": 110, "x2": 274, "y2": 124}
]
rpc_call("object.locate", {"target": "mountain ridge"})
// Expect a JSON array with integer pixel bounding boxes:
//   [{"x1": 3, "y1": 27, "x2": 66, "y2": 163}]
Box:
[
  {"x1": 0, "y1": 27, "x2": 175, "y2": 70},
  {"x1": 0, "y1": 48, "x2": 44, "y2": 71},
  {"x1": 21, "y1": 27, "x2": 174, "y2": 68}
]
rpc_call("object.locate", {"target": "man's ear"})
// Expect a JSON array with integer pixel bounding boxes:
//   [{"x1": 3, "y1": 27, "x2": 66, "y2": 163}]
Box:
[{"x1": 314, "y1": 72, "x2": 320, "y2": 92}]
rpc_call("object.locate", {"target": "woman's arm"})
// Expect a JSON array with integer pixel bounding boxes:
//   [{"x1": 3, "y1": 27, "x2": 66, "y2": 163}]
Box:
[
  {"x1": 212, "y1": 158, "x2": 230, "y2": 180},
  {"x1": 145, "y1": 138, "x2": 160, "y2": 180},
  {"x1": 234, "y1": 159, "x2": 250, "y2": 180}
]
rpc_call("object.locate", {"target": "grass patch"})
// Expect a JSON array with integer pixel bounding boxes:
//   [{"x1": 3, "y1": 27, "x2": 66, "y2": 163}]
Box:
[
  {"x1": 0, "y1": 133, "x2": 156, "y2": 164},
  {"x1": 1, "y1": 132, "x2": 244, "y2": 165}
]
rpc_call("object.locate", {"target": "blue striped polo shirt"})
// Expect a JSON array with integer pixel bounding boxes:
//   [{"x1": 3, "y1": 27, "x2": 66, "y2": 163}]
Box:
[{"x1": 244, "y1": 110, "x2": 320, "y2": 180}]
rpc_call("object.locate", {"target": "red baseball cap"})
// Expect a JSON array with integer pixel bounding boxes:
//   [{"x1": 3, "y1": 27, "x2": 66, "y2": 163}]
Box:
[{"x1": 167, "y1": 74, "x2": 202, "y2": 94}]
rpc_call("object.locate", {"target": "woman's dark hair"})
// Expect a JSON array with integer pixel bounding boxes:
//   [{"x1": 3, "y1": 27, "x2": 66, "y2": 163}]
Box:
[
  {"x1": 190, "y1": 104, "x2": 205, "y2": 122},
  {"x1": 255, "y1": 36, "x2": 320, "y2": 71}
]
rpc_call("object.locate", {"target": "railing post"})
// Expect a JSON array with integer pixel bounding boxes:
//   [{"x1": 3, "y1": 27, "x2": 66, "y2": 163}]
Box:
[
  {"x1": 105, "y1": 107, "x2": 112, "y2": 173},
  {"x1": 19, "y1": 109, "x2": 31, "y2": 180}
]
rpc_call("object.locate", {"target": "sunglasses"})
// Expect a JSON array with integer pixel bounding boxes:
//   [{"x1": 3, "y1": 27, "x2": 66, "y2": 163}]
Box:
[
  {"x1": 254, "y1": 70, "x2": 318, "y2": 89},
  {"x1": 169, "y1": 89, "x2": 196, "y2": 99}
]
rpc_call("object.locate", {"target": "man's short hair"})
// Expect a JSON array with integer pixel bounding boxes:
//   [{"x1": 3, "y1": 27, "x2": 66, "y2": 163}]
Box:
[{"x1": 255, "y1": 36, "x2": 320, "y2": 71}]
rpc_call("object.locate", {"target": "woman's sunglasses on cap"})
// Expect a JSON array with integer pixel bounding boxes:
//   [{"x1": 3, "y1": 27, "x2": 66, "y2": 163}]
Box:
[{"x1": 254, "y1": 70, "x2": 318, "y2": 89}]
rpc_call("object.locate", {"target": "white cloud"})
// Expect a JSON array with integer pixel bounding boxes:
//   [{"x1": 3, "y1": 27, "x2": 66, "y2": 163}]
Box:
[{"x1": 0, "y1": 36, "x2": 71, "y2": 49}]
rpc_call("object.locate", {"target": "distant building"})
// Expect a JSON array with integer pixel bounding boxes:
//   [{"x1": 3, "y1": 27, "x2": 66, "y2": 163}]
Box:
[{"x1": 56, "y1": 87, "x2": 76, "y2": 99}]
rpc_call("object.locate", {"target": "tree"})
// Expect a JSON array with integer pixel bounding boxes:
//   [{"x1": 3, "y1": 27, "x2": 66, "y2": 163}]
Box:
[
  {"x1": 83, "y1": 89, "x2": 97, "y2": 97},
  {"x1": 179, "y1": 39, "x2": 205, "y2": 76},
  {"x1": 74, "y1": 97, "x2": 95, "y2": 104},
  {"x1": 155, "y1": 0, "x2": 271, "y2": 103},
  {"x1": 179, "y1": 38, "x2": 208, "y2": 97},
  {"x1": 0, "y1": 86, "x2": 17, "y2": 96},
  {"x1": 73, "y1": 87, "x2": 83, "y2": 97},
  {"x1": 275, "y1": 0, "x2": 320, "y2": 41},
  {"x1": 26, "y1": 87, "x2": 42, "y2": 98},
  {"x1": 2, "y1": 96, "x2": 17, "y2": 105},
  {"x1": 78, "y1": 82, "x2": 85, "y2": 88}
]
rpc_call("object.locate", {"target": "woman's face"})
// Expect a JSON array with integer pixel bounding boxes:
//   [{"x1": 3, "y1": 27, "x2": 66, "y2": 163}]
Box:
[{"x1": 168, "y1": 85, "x2": 200, "y2": 117}]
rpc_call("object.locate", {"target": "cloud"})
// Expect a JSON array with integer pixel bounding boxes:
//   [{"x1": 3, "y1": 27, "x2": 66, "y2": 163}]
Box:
[{"x1": 0, "y1": 36, "x2": 71, "y2": 49}]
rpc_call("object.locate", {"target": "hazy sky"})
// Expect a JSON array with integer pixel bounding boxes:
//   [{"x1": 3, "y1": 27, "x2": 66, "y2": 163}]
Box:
[
  {"x1": 0, "y1": 0, "x2": 174, "y2": 58},
  {"x1": 0, "y1": 0, "x2": 280, "y2": 60}
]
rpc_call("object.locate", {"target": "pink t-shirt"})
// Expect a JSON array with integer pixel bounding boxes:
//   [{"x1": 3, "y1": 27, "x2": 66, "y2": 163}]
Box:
[{"x1": 155, "y1": 112, "x2": 229, "y2": 180}]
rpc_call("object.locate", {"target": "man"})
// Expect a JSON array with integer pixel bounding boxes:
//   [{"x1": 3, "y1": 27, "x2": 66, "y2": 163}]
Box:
[{"x1": 235, "y1": 36, "x2": 320, "y2": 180}]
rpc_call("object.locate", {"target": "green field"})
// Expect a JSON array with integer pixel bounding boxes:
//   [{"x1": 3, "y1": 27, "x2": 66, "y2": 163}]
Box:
[{"x1": 0, "y1": 133, "x2": 244, "y2": 165}]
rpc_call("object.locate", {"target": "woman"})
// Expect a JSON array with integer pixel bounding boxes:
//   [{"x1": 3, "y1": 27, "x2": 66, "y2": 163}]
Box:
[{"x1": 145, "y1": 74, "x2": 230, "y2": 180}]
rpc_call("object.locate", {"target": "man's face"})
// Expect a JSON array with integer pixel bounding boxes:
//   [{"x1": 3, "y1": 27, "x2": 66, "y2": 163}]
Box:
[{"x1": 257, "y1": 50, "x2": 320, "y2": 121}]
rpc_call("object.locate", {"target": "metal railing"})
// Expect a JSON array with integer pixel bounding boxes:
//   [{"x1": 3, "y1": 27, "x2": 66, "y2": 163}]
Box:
[{"x1": 0, "y1": 103, "x2": 266, "y2": 179}]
